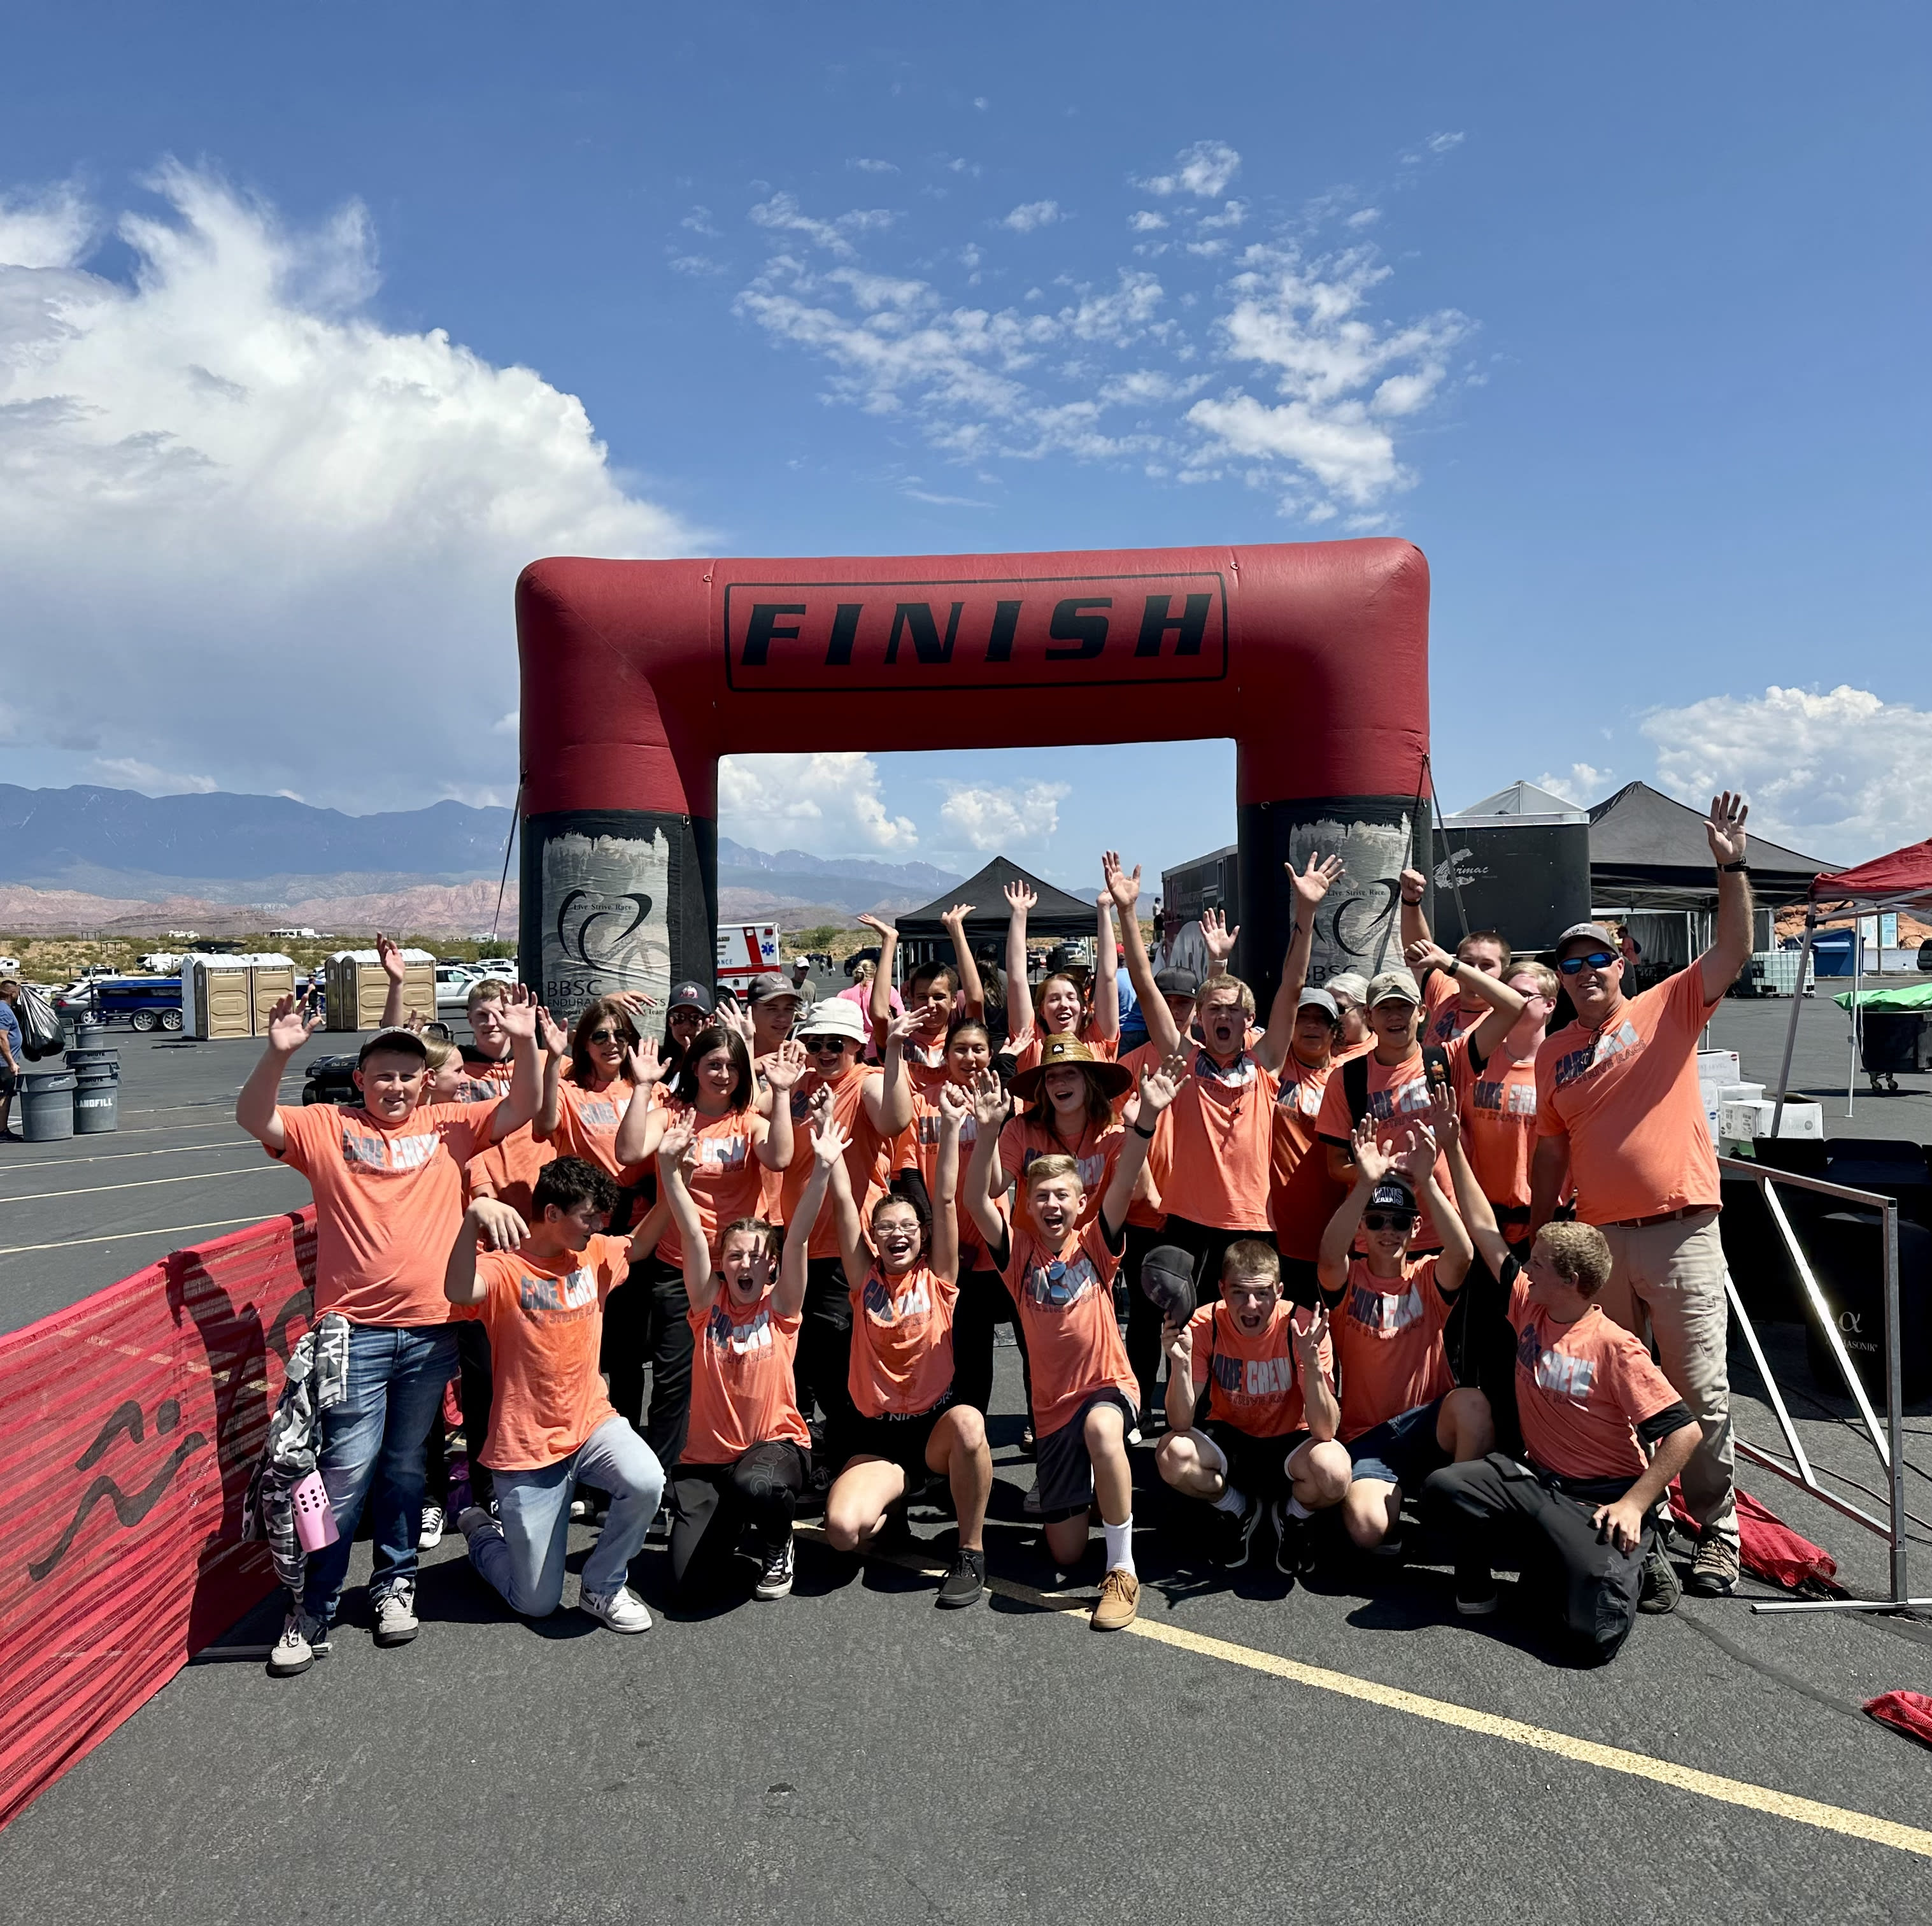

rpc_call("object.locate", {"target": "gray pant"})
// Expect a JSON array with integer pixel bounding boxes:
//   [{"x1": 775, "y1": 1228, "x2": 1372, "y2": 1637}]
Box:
[
  {"x1": 1598, "y1": 1211, "x2": 1737, "y2": 1549},
  {"x1": 469, "y1": 1415, "x2": 665, "y2": 1615}
]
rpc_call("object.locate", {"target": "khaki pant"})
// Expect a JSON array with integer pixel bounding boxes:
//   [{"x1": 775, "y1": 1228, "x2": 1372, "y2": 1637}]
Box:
[{"x1": 1598, "y1": 1211, "x2": 1737, "y2": 1549}]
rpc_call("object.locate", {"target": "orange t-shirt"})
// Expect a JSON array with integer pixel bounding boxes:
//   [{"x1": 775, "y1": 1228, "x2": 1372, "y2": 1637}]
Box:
[
  {"x1": 1423, "y1": 971, "x2": 1484, "y2": 1047},
  {"x1": 1509, "y1": 1269, "x2": 1682, "y2": 1481},
  {"x1": 1009, "y1": 1029, "x2": 1118, "y2": 1075},
  {"x1": 551, "y1": 1076, "x2": 647, "y2": 1186},
  {"x1": 848, "y1": 1262, "x2": 960, "y2": 1418},
  {"x1": 458, "y1": 1232, "x2": 628, "y2": 1469},
  {"x1": 1114, "y1": 1039, "x2": 1173, "y2": 1230},
  {"x1": 1314, "y1": 1047, "x2": 1454, "y2": 1250},
  {"x1": 683, "y1": 1288, "x2": 811, "y2": 1464},
  {"x1": 998, "y1": 1111, "x2": 1125, "y2": 1238},
  {"x1": 457, "y1": 1050, "x2": 553, "y2": 1218},
  {"x1": 1332, "y1": 1253, "x2": 1453, "y2": 1442},
  {"x1": 1268, "y1": 1052, "x2": 1351, "y2": 1262},
  {"x1": 902, "y1": 1087, "x2": 987, "y2": 1266},
  {"x1": 776, "y1": 1066, "x2": 887, "y2": 1257},
  {"x1": 1447, "y1": 1034, "x2": 1544, "y2": 1215},
  {"x1": 1535, "y1": 966, "x2": 1723, "y2": 1225},
  {"x1": 271, "y1": 1099, "x2": 499, "y2": 1326},
  {"x1": 655, "y1": 1102, "x2": 768, "y2": 1270},
  {"x1": 1188, "y1": 1298, "x2": 1332, "y2": 1438},
  {"x1": 1161, "y1": 1048, "x2": 1278, "y2": 1232},
  {"x1": 997, "y1": 1215, "x2": 1136, "y2": 1436},
  {"x1": 902, "y1": 1038, "x2": 953, "y2": 1107}
]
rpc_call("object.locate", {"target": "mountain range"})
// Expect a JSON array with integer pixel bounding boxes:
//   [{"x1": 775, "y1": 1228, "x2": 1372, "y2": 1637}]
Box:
[{"x1": 0, "y1": 785, "x2": 962, "y2": 934}]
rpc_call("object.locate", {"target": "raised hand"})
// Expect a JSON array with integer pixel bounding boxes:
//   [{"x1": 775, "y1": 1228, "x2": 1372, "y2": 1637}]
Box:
[
  {"x1": 717, "y1": 999, "x2": 755, "y2": 1045},
  {"x1": 936, "y1": 1079, "x2": 972, "y2": 1128},
  {"x1": 1286, "y1": 852, "x2": 1345, "y2": 917},
  {"x1": 1399, "y1": 867, "x2": 1428, "y2": 906},
  {"x1": 1004, "y1": 880, "x2": 1037, "y2": 915},
  {"x1": 496, "y1": 989, "x2": 539, "y2": 1042},
  {"x1": 1396, "y1": 1120, "x2": 1438, "y2": 1185},
  {"x1": 266, "y1": 994, "x2": 322, "y2": 1055},
  {"x1": 856, "y1": 911, "x2": 895, "y2": 939},
  {"x1": 1102, "y1": 849, "x2": 1141, "y2": 914},
  {"x1": 1163, "y1": 1316, "x2": 1193, "y2": 1375},
  {"x1": 469, "y1": 1197, "x2": 529, "y2": 1251},
  {"x1": 970, "y1": 1066, "x2": 1011, "y2": 1130},
  {"x1": 1405, "y1": 937, "x2": 1458, "y2": 978},
  {"x1": 655, "y1": 1112, "x2": 696, "y2": 1166},
  {"x1": 1705, "y1": 791, "x2": 1749, "y2": 866},
  {"x1": 1201, "y1": 907, "x2": 1240, "y2": 962},
  {"x1": 1137, "y1": 1061, "x2": 1180, "y2": 1118},
  {"x1": 375, "y1": 932, "x2": 406, "y2": 985},
  {"x1": 1351, "y1": 1116, "x2": 1395, "y2": 1186},
  {"x1": 939, "y1": 902, "x2": 974, "y2": 934},
  {"x1": 762, "y1": 1037, "x2": 809, "y2": 1092},
  {"x1": 1426, "y1": 1081, "x2": 1461, "y2": 1145},
  {"x1": 811, "y1": 1109, "x2": 852, "y2": 1167},
  {"x1": 884, "y1": 1008, "x2": 921, "y2": 1047},
  {"x1": 537, "y1": 1006, "x2": 569, "y2": 1057},
  {"x1": 624, "y1": 1036, "x2": 663, "y2": 1087},
  {"x1": 1293, "y1": 1301, "x2": 1330, "y2": 1360},
  {"x1": 402, "y1": 1006, "x2": 428, "y2": 1034}
]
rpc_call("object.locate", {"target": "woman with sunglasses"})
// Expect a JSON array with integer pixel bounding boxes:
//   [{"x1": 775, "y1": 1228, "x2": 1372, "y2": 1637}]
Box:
[{"x1": 537, "y1": 997, "x2": 659, "y2": 1190}]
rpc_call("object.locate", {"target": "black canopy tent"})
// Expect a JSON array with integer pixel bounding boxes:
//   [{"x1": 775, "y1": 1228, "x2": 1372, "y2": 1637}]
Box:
[
  {"x1": 1587, "y1": 781, "x2": 1836, "y2": 910},
  {"x1": 893, "y1": 857, "x2": 1097, "y2": 966}
]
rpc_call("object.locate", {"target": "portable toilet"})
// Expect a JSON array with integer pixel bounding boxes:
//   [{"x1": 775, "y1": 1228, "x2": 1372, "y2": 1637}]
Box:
[
  {"x1": 239, "y1": 953, "x2": 298, "y2": 1033},
  {"x1": 324, "y1": 948, "x2": 436, "y2": 1032},
  {"x1": 181, "y1": 955, "x2": 255, "y2": 1039}
]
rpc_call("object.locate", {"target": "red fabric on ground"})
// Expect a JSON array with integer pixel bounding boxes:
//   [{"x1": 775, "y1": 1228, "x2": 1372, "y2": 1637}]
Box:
[
  {"x1": 1668, "y1": 1481, "x2": 1841, "y2": 1591},
  {"x1": 1863, "y1": 1691, "x2": 1932, "y2": 1748},
  {"x1": 0, "y1": 1210, "x2": 315, "y2": 1826}
]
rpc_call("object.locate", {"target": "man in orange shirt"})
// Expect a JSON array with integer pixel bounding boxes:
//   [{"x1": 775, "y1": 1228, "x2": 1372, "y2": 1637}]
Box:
[
  {"x1": 1531, "y1": 791, "x2": 1756, "y2": 1598},
  {"x1": 443, "y1": 1155, "x2": 667, "y2": 1636},
  {"x1": 238, "y1": 990, "x2": 543, "y2": 1675}
]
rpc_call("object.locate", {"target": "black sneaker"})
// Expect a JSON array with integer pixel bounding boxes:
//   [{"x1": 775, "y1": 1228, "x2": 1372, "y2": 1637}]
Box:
[
  {"x1": 1209, "y1": 1499, "x2": 1260, "y2": 1570},
  {"x1": 872, "y1": 1506, "x2": 914, "y2": 1552},
  {"x1": 935, "y1": 1546, "x2": 986, "y2": 1609},
  {"x1": 1640, "y1": 1539, "x2": 1683, "y2": 1614},
  {"x1": 753, "y1": 1536, "x2": 795, "y2": 1600},
  {"x1": 1271, "y1": 1501, "x2": 1314, "y2": 1578},
  {"x1": 1454, "y1": 1570, "x2": 1500, "y2": 1616}
]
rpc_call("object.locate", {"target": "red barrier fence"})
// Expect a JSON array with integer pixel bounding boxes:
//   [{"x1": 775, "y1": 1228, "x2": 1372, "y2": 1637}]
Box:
[{"x1": 0, "y1": 1209, "x2": 316, "y2": 1827}]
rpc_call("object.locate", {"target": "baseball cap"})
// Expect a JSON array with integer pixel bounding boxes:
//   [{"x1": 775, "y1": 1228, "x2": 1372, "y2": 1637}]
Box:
[
  {"x1": 357, "y1": 1025, "x2": 429, "y2": 1066},
  {"x1": 796, "y1": 997, "x2": 867, "y2": 1043},
  {"x1": 1137, "y1": 1245, "x2": 1197, "y2": 1323},
  {"x1": 1325, "y1": 971, "x2": 1369, "y2": 1006},
  {"x1": 747, "y1": 973, "x2": 802, "y2": 1006},
  {"x1": 1368, "y1": 1178, "x2": 1418, "y2": 1218},
  {"x1": 1296, "y1": 987, "x2": 1340, "y2": 1020},
  {"x1": 1554, "y1": 922, "x2": 1619, "y2": 955},
  {"x1": 1367, "y1": 967, "x2": 1423, "y2": 1008},
  {"x1": 667, "y1": 980, "x2": 715, "y2": 1015},
  {"x1": 1153, "y1": 966, "x2": 1200, "y2": 999}
]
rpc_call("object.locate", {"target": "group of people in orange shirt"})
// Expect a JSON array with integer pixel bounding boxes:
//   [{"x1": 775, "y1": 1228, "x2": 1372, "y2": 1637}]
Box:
[{"x1": 238, "y1": 790, "x2": 1756, "y2": 1674}]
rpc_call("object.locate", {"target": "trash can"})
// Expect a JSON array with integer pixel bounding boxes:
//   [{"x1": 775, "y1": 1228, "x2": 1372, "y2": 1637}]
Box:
[
  {"x1": 1860, "y1": 1011, "x2": 1931, "y2": 1094},
  {"x1": 1804, "y1": 1210, "x2": 1932, "y2": 1404},
  {"x1": 20, "y1": 1070, "x2": 78, "y2": 1143},
  {"x1": 72, "y1": 1060, "x2": 120, "y2": 1134}
]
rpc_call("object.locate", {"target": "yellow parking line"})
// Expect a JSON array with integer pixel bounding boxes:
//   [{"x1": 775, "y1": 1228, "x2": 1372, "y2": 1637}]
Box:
[{"x1": 807, "y1": 1530, "x2": 1932, "y2": 1861}]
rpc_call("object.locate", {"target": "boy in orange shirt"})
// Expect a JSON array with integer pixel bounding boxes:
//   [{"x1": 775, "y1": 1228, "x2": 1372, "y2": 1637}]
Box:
[
  {"x1": 237, "y1": 990, "x2": 543, "y2": 1675},
  {"x1": 963, "y1": 1060, "x2": 1175, "y2": 1632},
  {"x1": 1155, "y1": 1241, "x2": 1350, "y2": 1574},
  {"x1": 1397, "y1": 869, "x2": 1513, "y2": 1048},
  {"x1": 443, "y1": 1156, "x2": 667, "y2": 1635},
  {"x1": 1423, "y1": 1108, "x2": 1701, "y2": 1656}
]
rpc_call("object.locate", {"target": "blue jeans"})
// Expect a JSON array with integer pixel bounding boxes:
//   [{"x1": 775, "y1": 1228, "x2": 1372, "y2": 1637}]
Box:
[
  {"x1": 470, "y1": 1416, "x2": 665, "y2": 1615},
  {"x1": 301, "y1": 1322, "x2": 460, "y2": 1624}
]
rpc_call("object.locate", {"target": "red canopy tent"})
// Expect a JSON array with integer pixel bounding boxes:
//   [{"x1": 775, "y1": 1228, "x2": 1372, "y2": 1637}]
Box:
[{"x1": 1772, "y1": 838, "x2": 1932, "y2": 1131}]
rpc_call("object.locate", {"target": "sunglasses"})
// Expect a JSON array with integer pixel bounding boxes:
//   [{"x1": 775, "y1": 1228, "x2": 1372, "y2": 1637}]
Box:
[
  {"x1": 804, "y1": 1037, "x2": 847, "y2": 1053},
  {"x1": 586, "y1": 1027, "x2": 629, "y2": 1044},
  {"x1": 1557, "y1": 950, "x2": 1617, "y2": 977},
  {"x1": 1363, "y1": 1213, "x2": 1415, "y2": 1233}
]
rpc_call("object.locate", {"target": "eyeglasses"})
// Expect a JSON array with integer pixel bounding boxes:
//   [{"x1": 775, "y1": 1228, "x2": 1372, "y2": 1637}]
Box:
[
  {"x1": 804, "y1": 1038, "x2": 846, "y2": 1054},
  {"x1": 1363, "y1": 1213, "x2": 1415, "y2": 1233},
  {"x1": 1557, "y1": 950, "x2": 1617, "y2": 977},
  {"x1": 586, "y1": 1027, "x2": 627, "y2": 1044}
]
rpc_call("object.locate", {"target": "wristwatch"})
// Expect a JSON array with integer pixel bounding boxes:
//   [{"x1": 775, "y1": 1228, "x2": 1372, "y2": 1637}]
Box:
[{"x1": 1719, "y1": 861, "x2": 1751, "y2": 874}]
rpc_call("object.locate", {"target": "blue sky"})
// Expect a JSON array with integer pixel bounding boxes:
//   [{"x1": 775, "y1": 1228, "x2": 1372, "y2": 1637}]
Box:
[{"x1": 1, "y1": 1, "x2": 1926, "y2": 887}]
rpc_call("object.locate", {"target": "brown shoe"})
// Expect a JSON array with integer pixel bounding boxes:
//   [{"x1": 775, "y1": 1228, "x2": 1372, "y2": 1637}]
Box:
[{"x1": 1091, "y1": 1567, "x2": 1139, "y2": 1631}]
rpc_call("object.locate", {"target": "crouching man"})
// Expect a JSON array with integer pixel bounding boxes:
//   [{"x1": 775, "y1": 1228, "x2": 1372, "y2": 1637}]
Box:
[
  {"x1": 444, "y1": 1156, "x2": 667, "y2": 1633},
  {"x1": 1154, "y1": 1241, "x2": 1351, "y2": 1577},
  {"x1": 1423, "y1": 1101, "x2": 1701, "y2": 1659}
]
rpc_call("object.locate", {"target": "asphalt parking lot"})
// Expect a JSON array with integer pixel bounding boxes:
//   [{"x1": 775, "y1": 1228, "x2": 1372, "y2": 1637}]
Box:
[{"x1": 1, "y1": 989, "x2": 1929, "y2": 1918}]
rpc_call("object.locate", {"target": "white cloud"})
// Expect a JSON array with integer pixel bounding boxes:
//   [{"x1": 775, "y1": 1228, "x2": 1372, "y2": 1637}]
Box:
[
  {"x1": 848, "y1": 158, "x2": 898, "y2": 174},
  {"x1": 1642, "y1": 685, "x2": 1932, "y2": 862},
  {"x1": 0, "y1": 183, "x2": 93, "y2": 268},
  {"x1": 88, "y1": 756, "x2": 218, "y2": 795},
  {"x1": 1137, "y1": 140, "x2": 1241, "y2": 199},
  {"x1": 680, "y1": 205, "x2": 721, "y2": 235},
  {"x1": 492, "y1": 710, "x2": 520, "y2": 735},
  {"x1": 0, "y1": 162, "x2": 699, "y2": 809},
  {"x1": 939, "y1": 781, "x2": 1070, "y2": 851},
  {"x1": 1533, "y1": 763, "x2": 1614, "y2": 806},
  {"x1": 748, "y1": 192, "x2": 895, "y2": 260},
  {"x1": 1402, "y1": 131, "x2": 1466, "y2": 165},
  {"x1": 718, "y1": 752, "x2": 918, "y2": 853},
  {"x1": 1128, "y1": 211, "x2": 1168, "y2": 232},
  {"x1": 1197, "y1": 200, "x2": 1247, "y2": 232},
  {"x1": 1001, "y1": 200, "x2": 1062, "y2": 232},
  {"x1": 1346, "y1": 208, "x2": 1381, "y2": 229}
]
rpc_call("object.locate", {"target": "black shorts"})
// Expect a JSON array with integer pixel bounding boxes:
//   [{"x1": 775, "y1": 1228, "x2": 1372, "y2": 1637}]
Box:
[
  {"x1": 1034, "y1": 1389, "x2": 1137, "y2": 1522},
  {"x1": 1199, "y1": 1420, "x2": 1311, "y2": 1501},
  {"x1": 842, "y1": 1394, "x2": 954, "y2": 1479},
  {"x1": 1347, "y1": 1397, "x2": 1450, "y2": 1491}
]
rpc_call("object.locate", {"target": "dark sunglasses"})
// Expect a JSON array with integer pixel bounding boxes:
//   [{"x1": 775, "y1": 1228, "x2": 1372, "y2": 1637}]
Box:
[
  {"x1": 1557, "y1": 950, "x2": 1617, "y2": 977},
  {"x1": 586, "y1": 1026, "x2": 629, "y2": 1044},
  {"x1": 804, "y1": 1037, "x2": 846, "y2": 1053},
  {"x1": 1363, "y1": 1212, "x2": 1415, "y2": 1233}
]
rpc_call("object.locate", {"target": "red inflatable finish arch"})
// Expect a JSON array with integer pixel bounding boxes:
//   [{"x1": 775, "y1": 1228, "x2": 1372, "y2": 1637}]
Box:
[{"x1": 516, "y1": 539, "x2": 1432, "y2": 1017}]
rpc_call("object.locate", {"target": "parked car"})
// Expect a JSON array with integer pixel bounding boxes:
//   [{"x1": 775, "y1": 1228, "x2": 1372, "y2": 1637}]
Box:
[
  {"x1": 94, "y1": 976, "x2": 184, "y2": 1032},
  {"x1": 471, "y1": 958, "x2": 517, "y2": 980},
  {"x1": 434, "y1": 965, "x2": 478, "y2": 1009},
  {"x1": 0, "y1": 956, "x2": 20, "y2": 975}
]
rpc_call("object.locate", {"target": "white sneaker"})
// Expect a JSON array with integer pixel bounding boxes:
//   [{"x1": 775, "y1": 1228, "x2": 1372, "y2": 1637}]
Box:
[
  {"x1": 455, "y1": 1504, "x2": 499, "y2": 1544},
  {"x1": 580, "y1": 1584, "x2": 653, "y2": 1633},
  {"x1": 269, "y1": 1608, "x2": 329, "y2": 1676},
  {"x1": 372, "y1": 1585, "x2": 418, "y2": 1646},
  {"x1": 418, "y1": 1504, "x2": 445, "y2": 1550},
  {"x1": 753, "y1": 1536, "x2": 795, "y2": 1600}
]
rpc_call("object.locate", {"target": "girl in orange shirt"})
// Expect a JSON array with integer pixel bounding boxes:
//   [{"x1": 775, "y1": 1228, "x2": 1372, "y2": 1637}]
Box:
[{"x1": 1002, "y1": 876, "x2": 1119, "y2": 1069}]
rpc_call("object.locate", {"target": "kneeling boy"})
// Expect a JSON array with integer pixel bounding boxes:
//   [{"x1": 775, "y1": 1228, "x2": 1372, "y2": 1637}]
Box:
[
  {"x1": 963, "y1": 1060, "x2": 1176, "y2": 1631},
  {"x1": 444, "y1": 1156, "x2": 667, "y2": 1632},
  {"x1": 1155, "y1": 1239, "x2": 1350, "y2": 1575}
]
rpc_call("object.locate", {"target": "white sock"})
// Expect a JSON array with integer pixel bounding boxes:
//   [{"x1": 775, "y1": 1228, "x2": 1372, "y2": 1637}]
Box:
[
  {"x1": 1282, "y1": 1495, "x2": 1312, "y2": 1520},
  {"x1": 1103, "y1": 1516, "x2": 1135, "y2": 1575},
  {"x1": 1212, "y1": 1485, "x2": 1249, "y2": 1516}
]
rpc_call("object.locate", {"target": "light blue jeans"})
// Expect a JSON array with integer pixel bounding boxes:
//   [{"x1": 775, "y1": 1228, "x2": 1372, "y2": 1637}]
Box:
[
  {"x1": 302, "y1": 1322, "x2": 460, "y2": 1625},
  {"x1": 470, "y1": 1415, "x2": 665, "y2": 1615}
]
